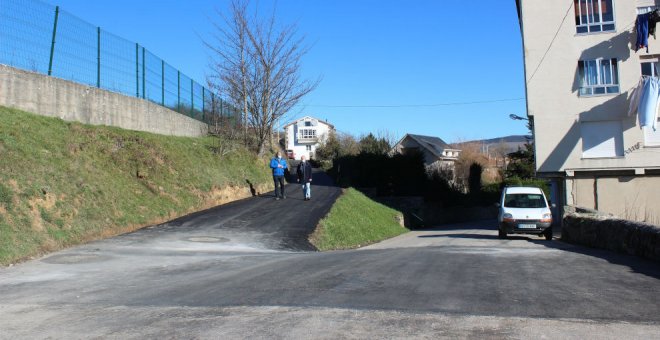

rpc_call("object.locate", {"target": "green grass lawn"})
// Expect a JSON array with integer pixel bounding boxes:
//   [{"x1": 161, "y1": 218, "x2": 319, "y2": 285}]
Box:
[
  {"x1": 311, "y1": 188, "x2": 408, "y2": 250},
  {"x1": 0, "y1": 106, "x2": 271, "y2": 265}
]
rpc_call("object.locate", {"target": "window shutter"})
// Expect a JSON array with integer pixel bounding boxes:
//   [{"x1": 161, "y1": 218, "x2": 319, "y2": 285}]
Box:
[
  {"x1": 644, "y1": 125, "x2": 660, "y2": 146},
  {"x1": 581, "y1": 121, "x2": 624, "y2": 158}
]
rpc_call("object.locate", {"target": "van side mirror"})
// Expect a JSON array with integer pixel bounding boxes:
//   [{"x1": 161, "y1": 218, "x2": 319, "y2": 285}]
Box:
[
  {"x1": 494, "y1": 203, "x2": 501, "y2": 208},
  {"x1": 551, "y1": 203, "x2": 556, "y2": 208}
]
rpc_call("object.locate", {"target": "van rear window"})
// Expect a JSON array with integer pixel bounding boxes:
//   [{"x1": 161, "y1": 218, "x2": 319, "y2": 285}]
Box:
[{"x1": 504, "y1": 194, "x2": 546, "y2": 208}]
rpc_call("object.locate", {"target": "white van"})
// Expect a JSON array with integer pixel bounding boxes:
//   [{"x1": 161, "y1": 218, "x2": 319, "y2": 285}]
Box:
[{"x1": 497, "y1": 186, "x2": 554, "y2": 240}]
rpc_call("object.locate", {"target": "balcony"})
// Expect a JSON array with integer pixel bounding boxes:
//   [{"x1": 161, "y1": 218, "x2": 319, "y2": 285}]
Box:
[
  {"x1": 296, "y1": 128, "x2": 318, "y2": 143},
  {"x1": 296, "y1": 134, "x2": 318, "y2": 143}
]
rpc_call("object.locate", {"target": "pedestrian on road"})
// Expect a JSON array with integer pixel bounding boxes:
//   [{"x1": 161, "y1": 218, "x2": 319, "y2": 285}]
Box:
[
  {"x1": 297, "y1": 155, "x2": 313, "y2": 201},
  {"x1": 270, "y1": 152, "x2": 288, "y2": 200}
]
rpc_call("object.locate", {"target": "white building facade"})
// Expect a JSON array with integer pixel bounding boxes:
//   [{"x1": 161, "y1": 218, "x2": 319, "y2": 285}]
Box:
[
  {"x1": 283, "y1": 116, "x2": 334, "y2": 160},
  {"x1": 517, "y1": 0, "x2": 660, "y2": 223}
]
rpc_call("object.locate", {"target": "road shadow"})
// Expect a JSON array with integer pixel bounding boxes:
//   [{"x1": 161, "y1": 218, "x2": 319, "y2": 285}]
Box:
[
  {"x1": 427, "y1": 219, "x2": 660, "y2": 280},
  {"x1": 306, "y1": 169, "x2": 339, "y2": 188},
  {"x1": 418, "y1": 233, "x2": 499, "y2": 240},
  {"x1": 421, "y1": 220, "x2": 498, "y2": 232},
  {"x1": 531, "y1": 238, "x2": 660, "y2": 279}
]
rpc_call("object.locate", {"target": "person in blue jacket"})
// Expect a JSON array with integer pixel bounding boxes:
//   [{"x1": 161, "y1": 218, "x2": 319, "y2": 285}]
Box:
[{"x1": 270, "y1": 151, "x2": 288, "y2": 200}]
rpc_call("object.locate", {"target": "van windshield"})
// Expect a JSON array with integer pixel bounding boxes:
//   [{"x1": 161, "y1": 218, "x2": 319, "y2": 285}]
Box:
[{"x1": 504, "y1": 193, "x2": 547, "y2": 208}]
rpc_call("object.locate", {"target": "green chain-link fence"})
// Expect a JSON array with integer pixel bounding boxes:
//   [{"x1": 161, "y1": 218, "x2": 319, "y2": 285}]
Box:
[{"x1": 0, "y1": 0, "x2": 238, "y2": 125}]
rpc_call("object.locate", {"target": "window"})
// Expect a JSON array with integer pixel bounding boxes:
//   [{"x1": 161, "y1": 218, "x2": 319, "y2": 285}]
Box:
[
  {"x1": 504, "y1": 194, "x2": 547, "y2": 208},
  {"x1": 304, "y1": 121, "x2": 312, "y2": 127},
  {"x1": 581, "y1": 121, "x2": 623, "y2": 158},
  {"x1": 641, "y1": 59, "x2": 660, "y2": 76},
  {"x1": 641, "y1": 61, "x2": 660, "y2": 77},
  {"x1": 575, "y1": 0, "x2": 615, "y2": 34},
  {"x1": 306, "y1": 145, "x2": 312, "y2": 151},
  {"x1": 299, "y1": 129, "x2": 317, "y2": 139},
  {"x1": 578, "y1": 58, "x2": 619, "y2": 96}
]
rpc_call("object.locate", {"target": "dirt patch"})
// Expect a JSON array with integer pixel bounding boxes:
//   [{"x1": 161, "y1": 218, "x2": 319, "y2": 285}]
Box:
[
  {"x1": 198, "y1": 183, "x2": 270, "y2": 213},
  {"x1": 27, "y1": 193, "x2": 58, "y2": 231},
  {"x1": 7, "y1": 179, "x2": 19, "y2": 191}
]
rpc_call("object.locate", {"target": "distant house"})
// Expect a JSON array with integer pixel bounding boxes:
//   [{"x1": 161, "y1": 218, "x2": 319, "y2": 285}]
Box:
[
  {"x1": 283, "y1": 116, "x2": 334, "y2": 160},
  {"x1": 390, "y1": 134, "x2": 461, "y2": 173}
]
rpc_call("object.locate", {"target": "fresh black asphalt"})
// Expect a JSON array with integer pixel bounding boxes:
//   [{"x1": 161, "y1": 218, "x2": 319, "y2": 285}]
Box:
[
  {"x1": 1, "y1": 169, "x2": 660, "y2": 337},
  {"x1": 125, "y1": 168, "x2": 341, "y2": 251}
]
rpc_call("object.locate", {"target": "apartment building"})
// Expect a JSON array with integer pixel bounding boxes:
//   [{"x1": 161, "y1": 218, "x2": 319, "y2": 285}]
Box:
[{"x1": 517, "y1": 0, "x2": 660, "y2": 223}]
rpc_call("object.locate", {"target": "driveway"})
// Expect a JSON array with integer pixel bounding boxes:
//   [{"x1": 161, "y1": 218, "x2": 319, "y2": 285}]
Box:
[
  {"x1": 107, "y1": 168, "x2": 342, "y2": 253},
  {"x1": 1, "y1": 193, "x2": 660, "y2": 338}
]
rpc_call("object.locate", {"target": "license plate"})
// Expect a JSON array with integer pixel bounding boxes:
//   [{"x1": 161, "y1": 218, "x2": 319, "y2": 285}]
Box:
[{"x1": 518, "y1": 224, "x2": 537, "y2": 229}]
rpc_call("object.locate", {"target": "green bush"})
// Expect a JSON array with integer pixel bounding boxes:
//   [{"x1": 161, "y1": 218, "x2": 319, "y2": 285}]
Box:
[
  {"x1": 331, "y1": 150, "x2": 427, "y2": 196},
  {"x1": 504, "y1": 177, "x2": 550, "y2": 197}
]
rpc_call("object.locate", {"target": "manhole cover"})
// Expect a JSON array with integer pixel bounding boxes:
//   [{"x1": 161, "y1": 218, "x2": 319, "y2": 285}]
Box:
[
  {"x1": 42, "y1": 254, "x2": 105, "y2": 264},
  {"x1": 186, "y1": 236, "x2": 229, "y2": 243}
]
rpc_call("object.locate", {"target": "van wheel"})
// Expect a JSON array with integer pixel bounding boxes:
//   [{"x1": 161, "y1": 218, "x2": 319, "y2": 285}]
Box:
[
  {"x1": 543, "y1": 228, "x2": 553, "y2": 241},
  {"x1": 498, "y1": 228, "x2": 507, "y2": 239}
]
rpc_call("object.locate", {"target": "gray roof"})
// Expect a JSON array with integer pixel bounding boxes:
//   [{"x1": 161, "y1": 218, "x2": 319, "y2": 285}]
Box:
[{"x1": 405, "y1": 134, "x2": 455, "y2": 159}]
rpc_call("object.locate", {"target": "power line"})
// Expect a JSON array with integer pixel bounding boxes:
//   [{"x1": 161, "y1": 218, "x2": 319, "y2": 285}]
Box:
[
  {"x1": 304, "y1": 97, "x2": 525, "y2": 108},
  {"x1": 526, "y1": 0, "x2": 574, "y2": 84}
]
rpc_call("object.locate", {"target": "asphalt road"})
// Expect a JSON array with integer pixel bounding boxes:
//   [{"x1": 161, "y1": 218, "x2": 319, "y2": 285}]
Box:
[{"x1": 1, "y1": 175, "x2": 660, "y2": 338}]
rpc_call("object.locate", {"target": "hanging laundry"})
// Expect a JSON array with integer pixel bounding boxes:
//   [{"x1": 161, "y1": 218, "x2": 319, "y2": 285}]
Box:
[
  {"x1": 637, "y1": 13, "x2": 651, "y2": 53},
  {"x1": 629, "y1": 76, "x2": 649, "y2": 117},
  {"x1": 650, "y1": 9, "x2": 660, "y2": 39},
  {"x1": 637, "y1": 77, "x2": 659, "y2": 131}
]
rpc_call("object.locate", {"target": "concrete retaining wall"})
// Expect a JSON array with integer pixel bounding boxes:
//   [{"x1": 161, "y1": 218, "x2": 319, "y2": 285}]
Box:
[
  {"x1": 0, "y1": 65, "x2": 207, "y2": 137},
  {"x1": 562, "y1": 212, "x2": 660, "y2": 262}
]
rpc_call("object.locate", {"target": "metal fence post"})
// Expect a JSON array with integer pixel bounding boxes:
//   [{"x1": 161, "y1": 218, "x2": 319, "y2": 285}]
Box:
[
  {"x1": 142, "y1": 47, "x2": 146, "y2": 99},
  {"x1": 161, "y1": 60, "x2": 165, "y2": 105},
  {"x1": 177, "y1": 70, "x2": 180, "y2": 112},
  {"x1": 47, "y1": 6, "x2": 60, "y2": 76},
  {"x1": 202, "y1": 87, "x2": 205, "y2": 121},
  {"x1": 211, "y1": 92, "x2": 215, "y2": 120},
  {"x1": 190, "y1": 79, "x2": 194, "y2": 117},
  {"x1": 135, "y1": 43, "x2": 139, "y2": 97},
  {"x1": 97, "y1": 27, "x2": 100, "y2": 88}
]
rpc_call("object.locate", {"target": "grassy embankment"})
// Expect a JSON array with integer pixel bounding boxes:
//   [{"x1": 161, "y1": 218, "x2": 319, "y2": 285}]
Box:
[
  {"x1": 0, "y1": 106, "x2": 271, "y2": 265},
  {"x1": 311, "y1": 188, "x2": 407, "y2": 250}
]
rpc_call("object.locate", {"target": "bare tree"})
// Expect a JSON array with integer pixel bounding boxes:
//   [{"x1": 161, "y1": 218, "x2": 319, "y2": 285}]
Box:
[
  {"x1": 207, "y1": 0, "x2": 318, "y2": 155},
  {"x1": 207, "y1": 1, "x2": 250, "y2": 139}
]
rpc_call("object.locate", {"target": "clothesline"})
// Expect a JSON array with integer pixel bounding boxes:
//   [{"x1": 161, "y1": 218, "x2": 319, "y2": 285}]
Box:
[{"x1": 636, "y1": 10, "x2": 660, "y2": 53}]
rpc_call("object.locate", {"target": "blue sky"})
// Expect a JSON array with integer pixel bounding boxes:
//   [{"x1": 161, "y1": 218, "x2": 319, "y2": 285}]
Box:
[{"x1": 48, "y1": 0, "x2": 528, "y2": 142}]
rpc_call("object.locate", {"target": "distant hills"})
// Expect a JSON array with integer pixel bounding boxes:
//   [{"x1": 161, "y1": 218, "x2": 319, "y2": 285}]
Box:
[
  {"x1": 476, "y1": 135, "x2": 530, "y2": 145},
  {"x1": 452, "y1": 135, "x2": 531, "y2": 156}
]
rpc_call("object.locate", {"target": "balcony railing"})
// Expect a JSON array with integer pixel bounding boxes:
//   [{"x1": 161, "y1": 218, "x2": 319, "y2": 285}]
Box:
[{"x1": 296, "y1": 134, "x2": 318, "y2": 143}]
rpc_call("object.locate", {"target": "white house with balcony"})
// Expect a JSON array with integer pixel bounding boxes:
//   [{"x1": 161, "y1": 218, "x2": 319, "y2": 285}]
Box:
[{"x1": 283, "y1": 116, "x2": 335, "y2": 160}]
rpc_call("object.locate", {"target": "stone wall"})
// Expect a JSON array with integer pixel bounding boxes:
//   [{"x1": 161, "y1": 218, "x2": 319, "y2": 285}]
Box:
[
  {"x1": 0, "y1": 65, "x2": 208, "y2": 137},
  {"x1": 562, "y1": 210, "x2": 660, "y2": 262}
]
